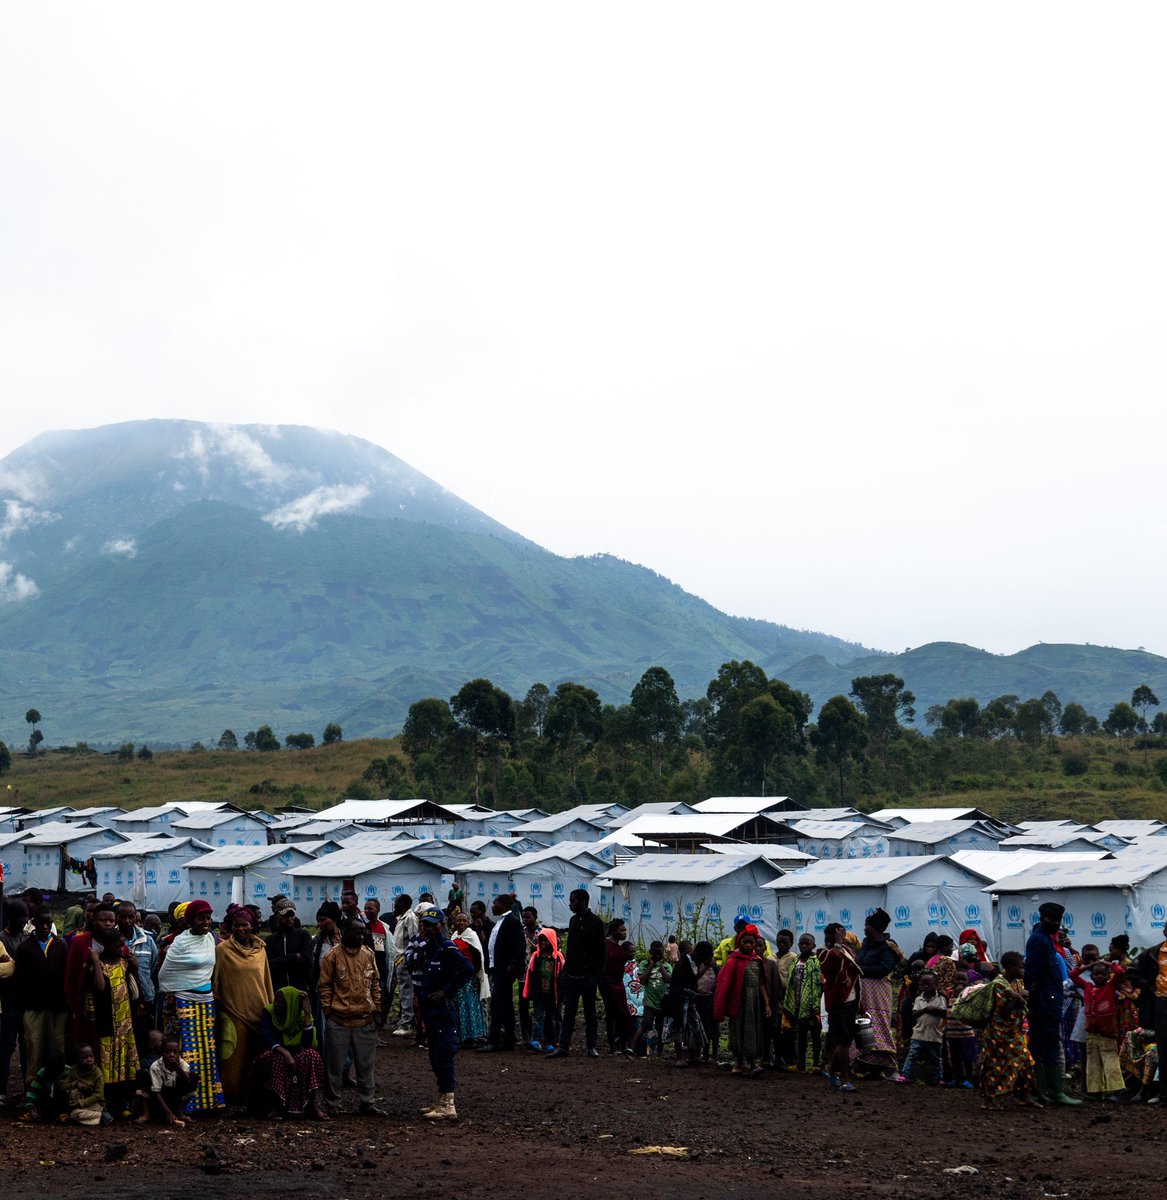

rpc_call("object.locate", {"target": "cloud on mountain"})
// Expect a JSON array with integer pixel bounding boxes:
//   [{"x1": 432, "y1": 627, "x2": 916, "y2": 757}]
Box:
[
  {"x1": 263, "y1": 483, "x2": 371, "y2": 532},
  {"x1": 0, "y1": 562, "x2": 38, "y2": 602},
  {"x1": 0, "y1": 500, "x2": 59, "y2": 544},
  {"x1": 102, "y1": 538, "x2": 138, "y2": 558},
  {"x1": 175, "y1": 425, "x2": 294, "y2": 489}
]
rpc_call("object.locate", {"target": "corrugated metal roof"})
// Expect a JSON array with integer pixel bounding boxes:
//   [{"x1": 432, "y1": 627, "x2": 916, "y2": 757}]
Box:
[
  {"x1": 515, "y1": 812, "x2": 608, "y2": 834},
  {"x1": 22, "y1": 824, "x2": 125, "y2": 846},
  {"x1": 467, "y1": 845, "x2": 609, "y2": 874},
  {"x1": 186, "y1": 845, "x2": 310, "y2": 869},
  {"x1": 1001, "y1": 832, "x2": 1125, "y2": 849},
  {"x1": 613, "y1": 813, "x2": 761, "y2": 839},
  {"x1": 171, "y1": 811, "x2": 266, "y2": 829},
  {"x1": 872, "y1": 807, "x2": 999, "y2": 824},
  {"x1": 1092, "y1": 820, "x2": 1167, "y2": 837},
  {"x1": 704, "y1": 843, "x2": 815, "y2": 861},
  {"x1": 335, "y1": 830, "x2": 419, "y2": 848},
  {"x1": 783, "y1": 819, "x2": 872, "y2": 840},
  {"x1": 692, "y1": 796, "x2": 795, "y2": 814},
  {"x1": 605, "y1": 802, "x2": 698, "y2": 830},
  {"x1": 888, "y1": 820, "x2": 998, "y2": 843}
]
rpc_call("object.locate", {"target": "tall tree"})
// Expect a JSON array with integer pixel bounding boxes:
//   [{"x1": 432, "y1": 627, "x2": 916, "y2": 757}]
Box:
[
  {"x1": 630, "y1": 666, "x2": 683, "y2": 775},
  {"x1": 939, "y1": 697, "x2": 982, "y2": 738},
  {"x1": 738, "y1": 693, "x2": 796, "y2": 795},
  {"x1": 1058, "y1": 703, "x2": 1089, "y2": 736},
  {"x1": 849, "y1": 675, "x2": 915, "y2": 744},
  {"x1": 1132, "y1": 685, "x2": 1160, "y2": 730},
  {"x1": 322, "y1": 723, "x2": 343, "y2": 745},
  {"x1": 217, "y1": 729, "x2": 239, "y2": 751},
  {"x1": 25, "y1": 708, "x2": 42, "y2": 757},
  {"x1": 1103, "y1": 702, "x2": 1139, "y2": 739},
  {"x1": 516, "y1": 683, "x2": 551, "y2": 741},
  {"x1": 450, "y1": 679, "x2": 515, "y2": 804},
  {"x1": 401, "y1": 698, "x2": 456, "y2": 763},
  {"x1": 1012, "y1": 698, "x2": 1049, "y2": 748},
  {"x1": 545, "y1": 682, "x2": 603, "y2": 783},
  {"x1": 811, "y1": 696, "x2": 868, "y2": 802}
]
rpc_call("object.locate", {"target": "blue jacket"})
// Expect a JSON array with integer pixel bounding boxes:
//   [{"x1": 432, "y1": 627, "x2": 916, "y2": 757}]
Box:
[
  {"x1": 1024, "y1": 927, "x2": 1065, "y2": 1020},
  {"x1": 415, "y1": 933, "x2": 474, "y2": 1014}
]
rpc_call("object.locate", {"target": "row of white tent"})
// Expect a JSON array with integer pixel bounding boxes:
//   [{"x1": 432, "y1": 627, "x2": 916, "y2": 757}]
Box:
[{"x1": 5, "y1": 799, "x2": 1167, "y2": 953}]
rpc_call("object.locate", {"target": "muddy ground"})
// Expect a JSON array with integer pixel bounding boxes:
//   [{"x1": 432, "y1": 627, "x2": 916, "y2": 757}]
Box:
[{"x1": 0, "y1": 1041, "x2": 1160, "y2": 1200}]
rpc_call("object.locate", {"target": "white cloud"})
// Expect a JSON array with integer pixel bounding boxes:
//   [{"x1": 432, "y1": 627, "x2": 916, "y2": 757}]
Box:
[
  {"x1": 0, "y1": 468, "x2": 45, "y2": 504},
  {"x1": 173, "y1": 425, "x2": 292, "y2": 489},
  {"x1": 263, "y1": 483, "x2": 370, "y2": 532},
  {"x1": 63, "y1": 535, "x2": 81, "y2": 552},
  {"x1": 0, "y1": 561, "x2": 38, "y2": 602},
  {"x1": 0, "y1": 499, "x2": 59, "y2": 544},
  {"x1": 102, "y1": 537, "x2": 137, "y2": 558}
]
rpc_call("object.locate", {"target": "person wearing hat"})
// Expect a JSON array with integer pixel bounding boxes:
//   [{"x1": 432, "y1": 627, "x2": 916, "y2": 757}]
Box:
[
  {"x1": 410, "y1": 906, "x2": 473, "y2": 1119},
  {"x1": 266, "y1": 903, "x2": 313, "y2": 992},
  {"x1": 713, "y1": 915, "x2": 772, "y2": 967},
  {"x1": 1024, "y1": 900, "x2": 1082, "y2": 1106}
]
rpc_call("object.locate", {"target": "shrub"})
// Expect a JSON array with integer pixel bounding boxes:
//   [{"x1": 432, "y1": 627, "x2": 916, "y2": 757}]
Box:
[{"x1": 1061, "y1": 754, "x2": 1089, "y2": 777}]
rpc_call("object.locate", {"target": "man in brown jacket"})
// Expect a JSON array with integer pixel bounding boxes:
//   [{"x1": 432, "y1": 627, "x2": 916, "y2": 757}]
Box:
[{"x1": 318, "y1": 915, "x2": 384, "y2": 1116}]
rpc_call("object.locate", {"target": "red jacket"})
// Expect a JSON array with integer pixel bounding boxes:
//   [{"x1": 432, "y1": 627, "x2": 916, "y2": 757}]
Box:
[
  {"x1": 522, "y1": 928, "x2": 564, "y2": 1006},
  {"x1": 820, "y1": 944, "x2": 861, "y2": 1009},
  {"x1": 1070, "y1": 961, "x2": 1125, "y2": 1037},
  {"x1": 713, "y1": 948, "x2": 769, "y2": 1022}
]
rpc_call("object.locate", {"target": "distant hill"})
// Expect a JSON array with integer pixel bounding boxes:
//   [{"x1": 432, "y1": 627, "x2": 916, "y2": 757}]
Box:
[
  {"x1": 0, "y1": 421, "x2": 868, "y2": 744},
  {"x1": 777, "y1": 641, "x2": 1167, "y2": 724}
]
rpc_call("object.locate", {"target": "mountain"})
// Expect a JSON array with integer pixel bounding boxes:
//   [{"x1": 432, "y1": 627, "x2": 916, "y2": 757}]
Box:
[
  {"x1": 777, "y1": 641, "x2": 1167, "y2": 726},
  {"x1": 0, "y1": 420, "x2": 869, "y2": 744}
]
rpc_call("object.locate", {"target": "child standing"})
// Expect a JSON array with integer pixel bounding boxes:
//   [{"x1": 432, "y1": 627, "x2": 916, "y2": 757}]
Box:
[
  {"x1": 782, "y1": 934, "x2": 822, "y2": 1072},
  {"x1": 629, "y1": 942, "x2": 671, "y2": 1057},
  {"x1": 522, "y1": 930, "x2": 564, "y2": 1054},
  {"x1": 944, "y1": 968, "x2": 978, "y2": 1088},
  {"x1": 897, "y1": 971, "x2": 947, "y2": 1084},
  {"x1": 1069, "y1": 957, "x2": 1126, "y2": 1100}
]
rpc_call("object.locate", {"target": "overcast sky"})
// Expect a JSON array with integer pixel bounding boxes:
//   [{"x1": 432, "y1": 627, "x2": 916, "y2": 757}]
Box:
[{"x1": 2, "y1": 4, "x2": 1165, "y2": 657}]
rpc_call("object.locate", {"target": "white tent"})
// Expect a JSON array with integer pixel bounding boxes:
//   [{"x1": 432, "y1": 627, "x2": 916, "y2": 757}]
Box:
[
  {"x1": 783, "y1": 819, "x2": 894, "y2": 860},
  {"x1": 0, "y1": 831, "x2": 32, "y2": 889},
  {"x1": 872, "y1": 807, "x2": 1012, "y2": 832},
  {"x1": 947, "y1": 849, "x2": 1110, "y2": 883},
  {"x1": 63, "y1": 807, "x2": 126, "y2": 829},
  {"x1": 90, "y1": 836, "x2": 213, "y2": 911},
  {"x1": 110, "y1": 802, "x2": 232, "y2": 836},
  {"x1": 1001, "y1": 831, "x2": 1131, "y2": 852},
  {"x1": 985, "y1": 858, "x2": 1167, "y2": 953},
  {"x1": 884, "y1": 820, "x2": 1008, "y2": 857},
  {"x1": 513, "y1": 813, "x2": 609, "y2": 846},
  {"x1": 692, "y1": 796, "x2": 798, "y2": 814},
  {"x1": 186, "y1": 844, "x2": 322, "y2": 909},
  {"x1": 21, "y1": 824, "x2": 128, "y2": 890},
  {"x1": 282, "y1": 850, "x2": 453, "y2": 910},
  {"x1": 605, "y1": 802, "x2": 700, "y2": 830},
  {"x1": 463, "y1": 846, "x2": 609, "y2": 926},
  {"x1": 597, "y1": 853, "x2": 789, "y2": 944},
  {"x1": 763, "y1": 856, "x2": 995, "y2": 953},
  {"x1": 170, "y1": 810, "x2": 270, "y2": 846}
]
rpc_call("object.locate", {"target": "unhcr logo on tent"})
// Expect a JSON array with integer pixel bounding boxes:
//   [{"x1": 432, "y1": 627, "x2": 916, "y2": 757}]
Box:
[
  {"x1": 279, "y1": 851, "x2": 293, "y2": 866},
  {"x1": 1063, "y1": 911, "x2": 1075, "y2": 932},
  {"x1": 708, "y1": 903, "x2": 721, "y2": 919},
  {"x1": 169, "y1": 869, "x2": 181, "y2": 883},
  {"x1": 894, "y1": 905, "x2": 911, "y2": 929},
  {"x1": 839, "y1": 907, "x2": 852, "y2": 925},
  {"x1": 254, "y1": 881, "x2": 266, "y2": 896},
  {"x1": 530, "y1": 882, "x2": 543, "y2": 898},
  {"x1": 280, "y1": 882, "x2": 291, "y2": 894},
  {"x1": 1006, "y1": 904, "x2": 1023, "y2": 928},
  {"x1": 749, "y1": 905, "x2": 762, "y2": 921},
  {"x1": 814, "y1": 908, "x2": 827, "y2": 928},
  {"x1": 965, "y1": 903, "x2": 980, "y2": 923},
  {"x1": 641, "y1": 899, "x2": 652, "y2": 916},
  {"x1": 663, "y1": 901, "x2": 674, "y2": 917},
  {"x1": 1152, "y1": 903, "x2": 1167, "y2": 924},
  {"x1": 553, "y1": 883, "x2": 565, "y2": 897},
  {"x1": 1092, "y1": 912, "x2": 1107, "y2": 932},
  {"x1": 366, "y1": 884, "x2": 377, "y2": 897},
  {"x1": 146, "y1": 869, "x2": 157, "y2": 884}
]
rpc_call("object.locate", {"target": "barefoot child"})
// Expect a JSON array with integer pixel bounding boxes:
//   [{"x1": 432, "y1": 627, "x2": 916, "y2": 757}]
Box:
[
  {"x1": 897, "y1": 970, "x2": 946, "y2": 1084},
  {"x1": 148, "y1": 1036, "x2": 197, "y2": 1125},
  {"x1": 61, "y1": 1044, "x2": 107, "y2": 1125}
]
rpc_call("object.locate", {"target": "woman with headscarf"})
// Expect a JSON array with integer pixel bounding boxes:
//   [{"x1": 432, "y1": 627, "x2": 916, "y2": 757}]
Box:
[
  {"x1": 820, "y1": 922, "x2": 861, "y2": 1091},
  {"x1": 213, "y1": 907, "x2": 274, "y2": 1106},
  {"x1": 449, "y1": 912, "x2": 488, "y2": 1046},
  {"x1": 854, "y1": 909, "x2": 904, "y2": 1079},
  {"x1": 713, "y1": 923, "x2": 770, "y2": 1076},
  {"x1": 86, "y1": 914, "x2": 142, "y2": 1115},
  {"x1": 157, "y1": 899, "x2": 226, "y2": 1115},
  {"x1": 253, "y1": 986, "x2": 328, "y2": 1119},
  {"x1": 980, "y1": 949, "x2": 1040, "y2": 1110}
]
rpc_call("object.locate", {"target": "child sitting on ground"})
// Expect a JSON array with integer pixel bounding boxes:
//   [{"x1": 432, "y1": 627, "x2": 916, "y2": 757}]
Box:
[
  {"x1": 60, "y1": 1044, "x2": 108, "y2": 1125},
  {"x1": 1069, "y1": 957, "x2": 1126, "y2": 1101},
  {"x1": 897, "y1": 970, "x2": 947, "y2": 1084},
  {"x1": 146, "y1": 1036, "x2": 197, "y2": 1125},
  {"x1": 133, "y1": 1029, "x2": 165, "y2": 1122},
  {"x1": 20, "y1": 1051, "x2": 66, "y2": 1123}
]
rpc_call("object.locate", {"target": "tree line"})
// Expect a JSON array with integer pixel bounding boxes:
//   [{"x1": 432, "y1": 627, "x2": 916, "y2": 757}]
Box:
[{"x1": 342, "y1": 669, "x2": 1167, "y2": 810}]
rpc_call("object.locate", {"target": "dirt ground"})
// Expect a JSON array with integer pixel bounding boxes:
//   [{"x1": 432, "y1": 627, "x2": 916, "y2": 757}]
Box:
[{"x1": 0, "y1": 1040, "x2": 1160, "y2": 1200}]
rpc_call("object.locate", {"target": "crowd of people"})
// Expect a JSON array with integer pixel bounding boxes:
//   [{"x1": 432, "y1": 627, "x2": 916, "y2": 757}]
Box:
[{"x1": 0, "y1": 882, "x2": 1165, "y2": 1126}]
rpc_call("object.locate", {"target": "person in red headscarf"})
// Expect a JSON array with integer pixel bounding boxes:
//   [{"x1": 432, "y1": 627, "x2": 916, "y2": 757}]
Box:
[{"x1": 713, "y1": 924, "x2": 770, "y2": 1077}]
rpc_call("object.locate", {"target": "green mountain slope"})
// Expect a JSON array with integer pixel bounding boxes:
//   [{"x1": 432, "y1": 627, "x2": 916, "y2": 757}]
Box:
[
  {"x1": 778, "y1": 641, "x2": 1167, "y2": 723},
  {"x1": 0, "y1": 500, "x2": 867, "y2": 743}
]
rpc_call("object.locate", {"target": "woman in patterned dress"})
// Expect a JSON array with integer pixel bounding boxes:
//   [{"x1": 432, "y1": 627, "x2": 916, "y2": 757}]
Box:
[
  {"x1": 88, "y1": 921, "x2": 142, "y2": 1116},
  {"x1": 980, "y1": 950, "x2": 1041, "y2": 1111}
]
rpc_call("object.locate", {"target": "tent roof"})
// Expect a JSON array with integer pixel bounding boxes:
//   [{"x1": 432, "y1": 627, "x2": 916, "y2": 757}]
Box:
[
  {"x1": 283, "y1": 849, "x2": 449, "y2": 877},
  {"x1": 613, "y1": 813, "x2": 760, "y2": 839},
  {"x1": 703, "y1": 843, "x2": 815, "y2": 861},
  {"x1": 872, "y1": 806, "x2": 1003, "y2": 825},
  {"x1": 986, "y1": 858, "x2": 1167, "y2": 892},
  {"x1": 692, "y1": 796, "x2": 796, "y2": 814},
  {"x1": 887, "y1": 820, "x2": 998, "y2": 843},
  {"x1": 1017, "y1": 820, "x2": 1085, "y2": 832},
  {"x1": 91, "y1": 836, "x2": 212, "y2": 858},
  {"x1": 947, "y1": 849, "x2": 1110, "y2": 881},
  {"x1": 606, "y1": 802, "x2": 698, "y2": 829},
  {"x1": 21, "y1": 824, "x2": 126, "y2": 846},
  {"x1": 0, "y1": 831, "x2": 32, "y2": 848},
  {"x1": 63, "y1": 807, "x2": 124, "y2": 819},
  {"x1": 1091, "y1": 820, "x2": 1167, "y2": 837},
  {"x1": 1001, "y1": 832, "x2": 1126, "y2": 849},
  {"x1": 782, "y1": 819, "x2": 873, "y2": 840},
  {"x1": 186, "y1": 844, "x2": 314, "y2": 869},
  {"x1": 599, "y1": 852, "x2": 788, "y2": 885},
  {"x1": 762, "y1": 855, "x2": 964, "y2": 890},
  {"x1": 515, "y1": 812, "x2": 608, "y2": 834},
  {"x1": 467, "y1": 845, "x2": 609, "y2": 874},
  {"x1": 171, "y1": 810, "x2": 266, "y2": 830},
  {"x1": 445, "y1": 836, "x2": 525, "y2": 855},
  {"x1": 335, "y1": 830, "x2": 419, "y2": 848}
]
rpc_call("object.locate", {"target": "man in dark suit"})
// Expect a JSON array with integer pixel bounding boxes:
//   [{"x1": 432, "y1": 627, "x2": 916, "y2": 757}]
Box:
[{"x1": 479, "y1": 894, "x2": 525, "y2": 1052}]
